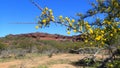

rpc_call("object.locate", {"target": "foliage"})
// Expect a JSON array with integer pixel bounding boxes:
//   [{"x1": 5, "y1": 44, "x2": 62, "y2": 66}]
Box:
[
  {"x1": 35, "y1": 0, "x2": 120, "y2": 48},
  {"x1": 31, "y1": 0, "x2": 120, "y2": 67},
  {"x1": 0, "y1": 36, "x2": 85, "y2": 57},
  {"x1": 35, "y1": 40, "x2": 84, "y2": 53},
  {"x1": 0, "y1": 42, "x2": 7, "y2": 50}
]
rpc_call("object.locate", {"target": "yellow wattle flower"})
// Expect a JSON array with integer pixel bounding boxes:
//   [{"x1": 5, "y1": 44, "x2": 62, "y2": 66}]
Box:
[
  {"x1": 67, "y1": 31, "x2": 70, "y2": 34},
  {"x1": 85, "y1": 21, "x2": 88, "y2": 25},
  {"x1": 45, "y1": 7, "x2": 48, "y2": 11},
  {"x1": 35, "y1": 26, "x2": 39, "y2": 29},
  {"x1": 42, "y1": 11, "x2": 46, "y2": 14},
  {"x1": 51, "y1": 16, "x2": 54, "y2": 19},
  {"x1": 71, "y1": 19, "x2": 75, "y2": 23},
  {"x1": 69, "y1": 23, "x2": 72, "y2": 26},
  {"x1": 109, "y1": 64, "x2": 113, "y2": 67},
  {"x1": 59, "y1": 15, "x2": 63, "y2": 19},
  {"x1": 95, "y1": 36, "x2": 101, "y2": 41},
  {"x1": 101, "y1": 30, "x2": 104, "y2": 33},
  {"x1": 90, "y1": 42, "x2": 93, "y2": 45},
  {"x1": 84, "y1": 40, "x2": 88, "y2": 43},
  {"x1": 49, "y1": 9, "x2": 52, "y2": 12},
  {"x1": 86, "y1": 24, "x2": 91, "y2": 29},
  {"x1": 119, "y1": 28, "x2": 120, "y2": 31},
  {"x1": 73, "y1": 29, "x2": 77, "y2": 33},
  {"x1": 42, "y1": 19, "x2": 46, "y2": 23},
  {"x1": 51, "y1": 18, "x2": 54, "y2": 22},
  {"x1": 68, "y1": 19, "x2": 70, "y2": 22},
  {"x1": 114, "y1": 29, "x2": 117, "y2": 33},
  {"x1": 107, "y1": 7, "x2": 111, "y2": 12},
  {"x1": 101, "y1": 41, "x2": 105, "y2": 45},
  {"x1": 104, "y1": 38, "x2": 106, "y2": 41},
  {"x1": 80, "y1": 26, "x2": 82, "y2": 31},
  {"x1": 61, "y1": 20, "x2": 65, "y2": 22},
  {"x1": 103, "y1": 20, "x2": 111, "y2": 25},
  {"x1": 49, "y1": 12, "x2": 53, "y2": 15},
  {"x1": 89, "y1": 28, "x2": 93, "y2": 34},
  {"x1": 65, "y1": 17, "x2": 69, "y2": 20},
  {"x1": 107, "y1": 21, "x2": 111, "y2": 25},
  {"x1": 101, "y1": 34, "x2": 104, "y2": 37},
  {"x1": 110, "y1": 33, "x2": 113, "y2": 36}
]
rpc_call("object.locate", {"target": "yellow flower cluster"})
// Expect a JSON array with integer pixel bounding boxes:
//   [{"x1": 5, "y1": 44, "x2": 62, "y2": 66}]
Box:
[
  {"x1": 35, "y1": 26, "x2": 39, "y2": 29},
  {"x1": 84, "y1": 40, "x2": 88, "y2": 43},
  {"x1": 67, "y1": 31, "x2": 71, "y2": 34},
  {"x1": 103, "y1": 20, "x2": 111, "y2": 25},
  {"x1": 59, "y1": 15, "x2": 63, "y2": 19},
  {"x1": 71, "y1": 19, "x2": 75, "y2": 23},
  {"x1": 85, "y1": 23, "x2": 91, "y2": 29},
  {"x1": 59, "y1": 16, "x2": 75, "y2": 24},
  {"x1": 73, "y1": 29, "x2": 77, "y2": 33},
  {"x1": 89, "y1": 28, "x2": 93, "y2": 34},
  {"x1": 36, "y1": 7, "x2": 55, "y2": 29},
  {"x1": 84, "y1": 22, "x2": 94, "y2": 34},
  {"x1": 65, "y1": 17, "x2": 70, "y2": 22},
  {"x1": 58, "y1": 15, "x2": 78, "y2": 34},
  {"x1": 42, "y1": 19, "x2": 46, "y2": 24},
  {"x1": 95, "y1": 35, "x2": 102, "y2": 41}
]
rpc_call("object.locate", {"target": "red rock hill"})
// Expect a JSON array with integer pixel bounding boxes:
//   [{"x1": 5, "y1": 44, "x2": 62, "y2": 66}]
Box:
[{"x1": 6, "y1": 32, "x2": 83, "y2": 41}]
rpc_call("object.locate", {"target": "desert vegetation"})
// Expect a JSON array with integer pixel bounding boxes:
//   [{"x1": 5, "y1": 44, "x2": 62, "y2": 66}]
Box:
[
  {"x1": 1, "y1": 0, "x2": 120, "y2": 68},
  {"x1": 0, "y1": 35, "x2": 84, "y2": 58},
  {"x1": 0, "y1": 33, "x2": 120, "y2": 68}
]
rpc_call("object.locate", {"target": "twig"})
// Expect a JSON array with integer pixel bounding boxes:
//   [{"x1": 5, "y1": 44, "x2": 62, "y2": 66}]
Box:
[{"x1": 30, "y1": 0, "x2": 43, "y2": 11}]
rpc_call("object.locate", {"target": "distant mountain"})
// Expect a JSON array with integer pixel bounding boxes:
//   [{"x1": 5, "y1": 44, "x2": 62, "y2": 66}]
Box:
[{"x1": 4, "y1": 32, "x2": 83, "y2": 42}]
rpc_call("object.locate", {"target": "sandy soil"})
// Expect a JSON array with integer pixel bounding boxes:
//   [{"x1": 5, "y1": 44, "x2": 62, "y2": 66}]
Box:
[{"x1": 0, "y1": 53, "x2": 107, "y2": 68}]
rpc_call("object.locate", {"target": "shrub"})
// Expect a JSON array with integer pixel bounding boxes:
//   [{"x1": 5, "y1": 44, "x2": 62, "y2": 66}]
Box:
[{"x1": 0, "y1": 42, "x2": 7, "y2": 50}]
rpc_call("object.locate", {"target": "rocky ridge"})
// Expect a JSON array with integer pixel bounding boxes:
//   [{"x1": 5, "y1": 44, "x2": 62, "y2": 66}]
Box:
[{"x1": 6, "y1": 32, "x2": 83, "y2": 42}]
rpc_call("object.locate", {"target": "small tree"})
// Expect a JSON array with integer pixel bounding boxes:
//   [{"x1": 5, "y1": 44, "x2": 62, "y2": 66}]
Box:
[
  {"x1": 32, "y1": 0, "x2": 120, "y2": 47},
  {"x1": 31, "y1": 0, "x2": 120, "y2": 67},
  {"x1": 0, "y1": 42, "x2": 7, "y2": 50},
  {"x1": 0, "y1": 42, "x2": 7, "y2": 55}
]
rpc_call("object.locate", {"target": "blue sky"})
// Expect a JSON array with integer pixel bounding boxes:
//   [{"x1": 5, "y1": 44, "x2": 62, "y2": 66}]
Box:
[{"x1": 0, "y1": 0, "x2": 94, "y2": 37}]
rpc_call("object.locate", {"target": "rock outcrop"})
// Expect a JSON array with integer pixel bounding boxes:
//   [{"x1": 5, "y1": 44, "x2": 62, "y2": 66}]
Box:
[{"x1": 6, "y1": 32, "x2": 83, "y2": 42}]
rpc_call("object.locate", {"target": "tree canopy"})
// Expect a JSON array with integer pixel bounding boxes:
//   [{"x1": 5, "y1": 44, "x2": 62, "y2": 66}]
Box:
[{"x1": 34, "y1": 0, "x2": 120, "y2": 47}]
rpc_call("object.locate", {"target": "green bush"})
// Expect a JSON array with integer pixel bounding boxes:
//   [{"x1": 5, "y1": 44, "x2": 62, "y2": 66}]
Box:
[
  {"x1": 0, "y1": 42, "x2": 7, "y2": 50},
  {"x1": 0, "y1": 36, "x2": 96, "y2": 54},
  {"x1": 37, "y1": 40, "x2": 84, "y2": 53}
]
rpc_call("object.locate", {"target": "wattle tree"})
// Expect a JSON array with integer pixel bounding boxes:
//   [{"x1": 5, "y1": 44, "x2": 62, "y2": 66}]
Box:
[{"x1": 31, "y1": 0, "x2": 120, "y2": 67}]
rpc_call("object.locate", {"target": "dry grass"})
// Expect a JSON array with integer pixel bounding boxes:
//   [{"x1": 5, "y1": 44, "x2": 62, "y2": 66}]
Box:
[{"x1": 0, "y1": 53, "x2": 108, "y2": 68}]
